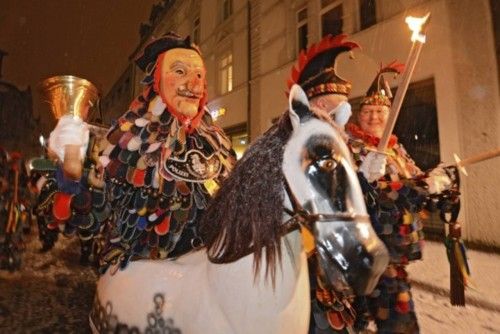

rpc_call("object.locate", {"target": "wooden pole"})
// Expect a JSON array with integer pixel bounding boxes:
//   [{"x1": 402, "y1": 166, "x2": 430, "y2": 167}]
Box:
[{"x1": 377, "y1": 13, "x2": 430, "y2": 151}]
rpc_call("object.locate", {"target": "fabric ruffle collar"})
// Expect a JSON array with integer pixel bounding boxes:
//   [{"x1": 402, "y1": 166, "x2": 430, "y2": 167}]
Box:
[{"x1": 346, "y1": 123, "x2": 398, "y2": 148}]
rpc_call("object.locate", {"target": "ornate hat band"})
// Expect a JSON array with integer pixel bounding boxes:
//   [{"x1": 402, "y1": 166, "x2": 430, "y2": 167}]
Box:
[
  {"x1": 361, "y1": 93, "x2": 391, "y2": 106},
  {"x1": 306, "y1": 82, "x2": 351, "y2": 98}
]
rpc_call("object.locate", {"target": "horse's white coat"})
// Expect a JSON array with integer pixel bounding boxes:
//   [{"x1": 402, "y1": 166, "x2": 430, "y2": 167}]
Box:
[{"x1": 94, "y1": 230, "x2": 309, "y2": 334}]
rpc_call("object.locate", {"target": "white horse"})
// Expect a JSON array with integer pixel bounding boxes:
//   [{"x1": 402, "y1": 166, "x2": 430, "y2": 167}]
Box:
[{"x1": 90, "y1": 86, "x2": 388, "y2": 334}]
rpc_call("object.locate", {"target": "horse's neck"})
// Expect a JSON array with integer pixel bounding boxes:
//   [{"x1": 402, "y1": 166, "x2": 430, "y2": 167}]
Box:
[{"x1": 206, "y1": 229, "x2": 309, "y2": 332}]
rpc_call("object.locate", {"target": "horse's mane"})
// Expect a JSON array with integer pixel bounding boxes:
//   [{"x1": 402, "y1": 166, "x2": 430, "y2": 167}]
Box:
[
  {"x1": 200, "y1": 107, "x2": 340, "y2": 282},
  {"x1": 199, "y1": 113, "x2": 293, "y2": 282}
]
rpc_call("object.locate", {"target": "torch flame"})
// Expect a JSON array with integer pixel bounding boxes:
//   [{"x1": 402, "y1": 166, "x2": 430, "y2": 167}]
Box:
[{"x1": 405, "y1": 13, "x2": 430, "y2": 43}]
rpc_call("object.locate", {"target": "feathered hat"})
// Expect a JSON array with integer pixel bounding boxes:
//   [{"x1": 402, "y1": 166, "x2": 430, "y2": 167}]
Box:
[
  {"x1": 361, "y1": 61, "x2": 405, "y2": 107},
  {"x1": 287, "y1": 34, "x2": 359, "y2": 98}
]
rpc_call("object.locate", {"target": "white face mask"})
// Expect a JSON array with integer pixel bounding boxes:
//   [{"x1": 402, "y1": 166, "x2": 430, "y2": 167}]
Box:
[{"x1": 329, "y1": 101, "x2": 352, "y2": 128}]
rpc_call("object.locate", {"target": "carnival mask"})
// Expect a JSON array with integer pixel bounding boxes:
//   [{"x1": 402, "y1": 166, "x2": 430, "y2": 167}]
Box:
[{"x1": 157, "y1": 48, "x2": 206, "y2": 119}]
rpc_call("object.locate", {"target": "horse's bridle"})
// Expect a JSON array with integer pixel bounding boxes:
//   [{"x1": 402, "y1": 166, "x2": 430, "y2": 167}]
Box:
[{"x1": 280, "y1": 177, "x2": 371, "y2": 237}]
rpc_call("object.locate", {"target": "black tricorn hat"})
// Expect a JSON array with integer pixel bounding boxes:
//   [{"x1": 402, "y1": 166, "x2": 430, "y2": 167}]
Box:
[
  {"x1": 287, "y1": 34, "x2": 359, "y2": 98},
  {"x1": 135, "y1": 32, "x2": 200, "y2": 72},
  {"x1": 361, "y1": 61, "x2": 405, "y2": 107}
]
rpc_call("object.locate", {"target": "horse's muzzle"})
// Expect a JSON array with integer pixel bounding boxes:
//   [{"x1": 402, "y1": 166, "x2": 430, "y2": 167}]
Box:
[{"x1": 314, "y1": 219, "x2": 389, "y2": 296}]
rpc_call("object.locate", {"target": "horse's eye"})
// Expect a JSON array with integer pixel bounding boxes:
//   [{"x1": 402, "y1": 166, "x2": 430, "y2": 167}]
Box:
[{"x1": 318, "y1": 158, "x2": 337, "y2": 172}]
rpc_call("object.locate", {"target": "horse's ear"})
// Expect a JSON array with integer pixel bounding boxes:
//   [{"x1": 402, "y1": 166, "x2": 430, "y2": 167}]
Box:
[{"x1": 288, "y1": 84, "x2": 311, "y2": 131}]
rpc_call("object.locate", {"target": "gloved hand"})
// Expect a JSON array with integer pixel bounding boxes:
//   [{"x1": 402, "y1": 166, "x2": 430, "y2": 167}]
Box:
[
  {"x1": 425, "y1": 164, "x2": 453, "y2": 194},
  {"x1": 48, "y1": 115, "x2": 89, "y2": 162},
  {"x1": 359, "y1": 151, "x2": 387, "y2": 183},
  {"x1": 330, "y1": 101, "x2": 352, "y2": 129}
]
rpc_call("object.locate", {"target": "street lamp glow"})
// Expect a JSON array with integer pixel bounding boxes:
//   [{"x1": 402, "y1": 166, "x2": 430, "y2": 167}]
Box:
[{"x1": 209, "y1": 107, "x2": 226, "y2": 121}]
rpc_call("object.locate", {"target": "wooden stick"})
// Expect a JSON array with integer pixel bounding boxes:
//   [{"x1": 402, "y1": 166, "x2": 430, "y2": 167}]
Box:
[
  {"x1": 378, "y1": 43, "x2": 423, "y2": 151},
  {"x1": 377, "y1": 13, "x2": 430, "y2": 151},
  {"x1": 456, "y1": 148, "x2": 500, "y2": 167}
]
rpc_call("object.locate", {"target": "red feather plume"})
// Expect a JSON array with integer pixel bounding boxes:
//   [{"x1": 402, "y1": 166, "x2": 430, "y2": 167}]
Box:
[
  {"x1": 286, "y1": 34, "x2": 360, "y2": 94},
  {"x1": 379, "y1": 60, "x2": 405, "y2": 75}
]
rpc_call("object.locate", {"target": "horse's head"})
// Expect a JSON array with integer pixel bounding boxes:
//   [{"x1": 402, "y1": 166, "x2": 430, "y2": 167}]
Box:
[{"x1": 283, "y1": 85, "x2": 388, "y2": 295}]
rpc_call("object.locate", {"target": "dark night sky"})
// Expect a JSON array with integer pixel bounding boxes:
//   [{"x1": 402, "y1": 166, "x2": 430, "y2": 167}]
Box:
[{"x1": 0, "y1": 0, "x2": 158, "y2": 130}]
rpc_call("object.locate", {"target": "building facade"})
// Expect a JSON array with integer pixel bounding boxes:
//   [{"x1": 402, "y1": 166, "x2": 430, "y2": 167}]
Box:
[
  {"x1": 102, "y1": 0, "x2": 500, "y2": 248},
  {"x1": 0, "y1": 50, "x2": 39, "y2": 157}
]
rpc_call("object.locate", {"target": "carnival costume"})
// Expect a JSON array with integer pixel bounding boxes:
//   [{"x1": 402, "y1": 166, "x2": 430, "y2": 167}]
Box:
[
  {"x1": 347, "y1": 122, "x2": 426, "y2": 333},
  {"x1": 345, "y1": 63, "x2": 459, "y2": 333},
  {"x1": 287, "y1": 35, "x2": 363, "y2": 334},
  {"x1": 0, "y1": 150, "x2": 33, "y2": 271},
  {"x1": 85, "y1": 33, "x2": 234, "y2": 273},
  {"x1": 34, "y1": 131, "x2": 110, "y2": 265}
]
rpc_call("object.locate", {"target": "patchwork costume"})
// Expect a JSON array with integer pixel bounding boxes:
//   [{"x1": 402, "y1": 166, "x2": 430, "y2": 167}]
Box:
[
  {"x1": 345, "y1": 63, "x2": 460, "y2": 333},
  {"x1": 34, "y1": 131, "x2": 110, "y2": 265},
  {"x1": 347, "y1": 123, "x2": 427, "y2": 333},
  {"x1": 96, "y1": 33, "x2": 235, "y2": 273}
]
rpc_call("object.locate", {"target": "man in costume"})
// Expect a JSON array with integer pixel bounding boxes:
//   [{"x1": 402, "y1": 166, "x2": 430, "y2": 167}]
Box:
[
  {"x1": 287, "y1": 35, "x2": 356, "y2": 132},
  {"x1": 48, "y1": 33, "x2": 234, "y2": 273},
  {"x1": 344, "y1": 63, "x2": 457, "y2": 333},
  {"x1": 34, "y1": 128, "x2": 109, "y2": 265},
  {"x1": 287, "y1": 34, "x2": 364, "y2": 334}
]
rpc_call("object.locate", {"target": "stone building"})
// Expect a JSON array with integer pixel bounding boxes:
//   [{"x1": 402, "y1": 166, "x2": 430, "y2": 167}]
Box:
[
  {"x1": 102, "y1": 0, "x2": 500, "y2": 248},
  {"x1": 0, "y1": 50, "x2": 39, "y2": 157}
]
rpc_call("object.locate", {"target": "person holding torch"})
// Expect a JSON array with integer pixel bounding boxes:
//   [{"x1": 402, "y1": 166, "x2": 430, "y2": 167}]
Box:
[{"x1": 344, "y1": 61, "x2": 461, "y2": 333}]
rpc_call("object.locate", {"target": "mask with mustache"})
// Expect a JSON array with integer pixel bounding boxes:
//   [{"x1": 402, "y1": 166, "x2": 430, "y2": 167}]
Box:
[{"x1": 155, "y1": 48, "x2": 207, "y2": 122}]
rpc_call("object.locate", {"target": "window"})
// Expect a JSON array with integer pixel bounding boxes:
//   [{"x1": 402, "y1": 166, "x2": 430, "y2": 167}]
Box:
[
  {"x1": 393, "y1": 79, "x2": 440, "y2": 171},
  {"x1": 359, "y1": 0, "x2": 376, "y2": 30},
  {"x1": 320, "y1": 0, "x2": 343, "y2": 37},
  {"x1": 192, "y1": 17, "x2": 201, "y2": 45},
  {"x1": 222, "y1": 0, "x2": 233, "y2": 21},
  {"x1": 231, "y1": 133, "x2": 249, "y2": 160},
  {"x1": 219, "y1": 53, "x2": 233, "y2": 94},
  {"x1": 224, "y1": 123, "x2": 248, "y2": 160},
  {"x1": 297, "y1": 7, "x2": 308, "y2": 53},
  {"x1": 394, "y1": 79, "x2": 441, "y2": 235}
]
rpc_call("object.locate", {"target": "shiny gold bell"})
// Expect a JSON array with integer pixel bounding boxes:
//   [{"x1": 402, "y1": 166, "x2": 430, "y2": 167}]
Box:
[{"x1": 39, "y1": 75, "x2": 99, "y2": 121}]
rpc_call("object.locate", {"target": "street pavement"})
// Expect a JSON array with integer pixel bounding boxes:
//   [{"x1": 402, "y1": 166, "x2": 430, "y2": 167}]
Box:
[
  {"x1": 1, "y1": 228, "x2": 499, "y2": 333},
  {"x1": 409, "y1": 240, "x2": 500, "y2": 333},
  {"x1": 0, "y1": 230, "x2": 96, "y2": 333}
]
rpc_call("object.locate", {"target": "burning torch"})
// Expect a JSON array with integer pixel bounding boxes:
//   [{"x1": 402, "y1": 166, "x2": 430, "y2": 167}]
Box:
[{"x1": 377, "y1": 13, "x2": 431, "y2": 152}]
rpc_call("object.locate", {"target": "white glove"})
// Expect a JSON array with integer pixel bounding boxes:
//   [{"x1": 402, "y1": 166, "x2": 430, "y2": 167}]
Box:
[
  {"x1": 425, "y1": 165, "x2": 452, "y2": 194},
  {"x1": 48, "y1": 115, "x2": 89, "y2": 162},
  {"x1": 359, "y1": 151, "x2": 387, "y2": 183},
  {"x1": 330, "y1": 101, "x2": 352, "y2": 129}
]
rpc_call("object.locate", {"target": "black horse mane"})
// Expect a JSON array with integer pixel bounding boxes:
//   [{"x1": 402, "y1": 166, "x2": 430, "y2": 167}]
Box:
[
  {"x1": 199, "y1": 113, "x2": 293, "y2": 282},
  {"x1": 200, "y1": 106, "x2": 339, "y2": 282}
]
